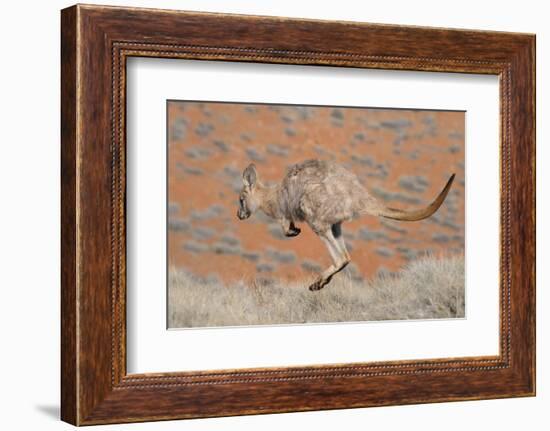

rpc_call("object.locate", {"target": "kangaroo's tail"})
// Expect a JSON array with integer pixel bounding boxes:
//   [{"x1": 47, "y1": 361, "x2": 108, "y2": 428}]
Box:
[{"x1": 376, "y1": 174, "x2": 455, "y2": 222}]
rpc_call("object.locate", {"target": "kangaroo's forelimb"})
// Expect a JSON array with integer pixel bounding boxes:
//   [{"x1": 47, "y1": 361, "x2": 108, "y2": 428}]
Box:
[{"x1": 280, "y1": 218, "x2": 301, "y2": 237}]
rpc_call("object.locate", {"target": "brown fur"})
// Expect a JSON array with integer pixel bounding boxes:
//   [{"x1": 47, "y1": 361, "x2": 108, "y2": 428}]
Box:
[{"x1": 237, "y1": 159, "x2": 455, "y2": 291}]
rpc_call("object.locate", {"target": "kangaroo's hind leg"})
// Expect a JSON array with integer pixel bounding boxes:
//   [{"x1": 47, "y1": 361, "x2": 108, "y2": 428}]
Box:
[
  {"x1": 309, "y1": 222, "x2": 350, "y2": 291},
  {"x1": 331, "y1": 222, "x2": 351, "y2": 262}
]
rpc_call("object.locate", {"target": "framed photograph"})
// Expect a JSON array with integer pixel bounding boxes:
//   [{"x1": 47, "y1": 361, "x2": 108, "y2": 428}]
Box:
[{"x1": 61, "y1": 4, "x2": 535, "y2": 425}]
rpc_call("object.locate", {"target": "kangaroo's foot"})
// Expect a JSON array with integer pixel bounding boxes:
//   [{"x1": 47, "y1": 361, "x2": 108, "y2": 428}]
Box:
[
  {"x1": 308, "y1": 261, "x2": 349, "y2": 291},
  {"x1": 309, "y1": 254, "x2": 350, "y2": 292},
  {"x1": 309, "y1": 277, "x2": 328, "y2": 291}
]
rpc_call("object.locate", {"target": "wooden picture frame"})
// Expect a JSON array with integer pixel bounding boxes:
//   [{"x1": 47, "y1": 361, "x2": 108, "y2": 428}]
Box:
[{"x1": 61, "y1": 4, "x2": 535, "y2": 425}]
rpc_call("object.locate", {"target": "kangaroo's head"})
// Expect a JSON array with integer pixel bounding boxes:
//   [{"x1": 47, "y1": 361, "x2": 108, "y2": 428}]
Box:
[{"x1": 237, "y1": 163, "x2": 261, "y2": 220}]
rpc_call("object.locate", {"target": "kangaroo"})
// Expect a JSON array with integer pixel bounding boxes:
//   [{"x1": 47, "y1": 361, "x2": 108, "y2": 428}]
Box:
[{"x1": 237, "y1": 159, "x2": 455, "y2": 291}]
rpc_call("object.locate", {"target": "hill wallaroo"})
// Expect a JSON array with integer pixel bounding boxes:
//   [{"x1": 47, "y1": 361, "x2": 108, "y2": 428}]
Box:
[{"x1": 237, "y1": 159, "x2": 455, "y2": 291}]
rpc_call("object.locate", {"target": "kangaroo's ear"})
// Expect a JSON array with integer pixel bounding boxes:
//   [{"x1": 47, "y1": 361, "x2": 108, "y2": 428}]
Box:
[{"x1": 242, "y1": 163, "x2": 257, "y2": 187}]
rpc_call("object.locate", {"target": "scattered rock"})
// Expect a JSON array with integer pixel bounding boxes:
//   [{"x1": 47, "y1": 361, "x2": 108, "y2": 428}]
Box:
[
  {"x1": 242, "y1": 252, "x2": 261, "y2": 262},
  {"x1": 168, "y1": 218, "x2": 190, "y2": 232},
  {"x1": 191, "y1": 226, "x2": 216, "y2": 240},
  {"x1": 301, "y1": 260, "x2": 321, "y2": 272},
  {"x1": 212, "y1": 140, "x2": 230, "y2": 152},
  {"x1": 284, "y1": 127, "x2": 296, "y2": 137},
  {"x1": 266, "y1": 249, "x2": 296, "y2": 264},
  {"x1": 190, "y1": 205, "x2": 224, "y2": 221},
  {"x1": 170, "y1": 117, "x2": 187, "y2": 141},
  {"x1": 433, "y1": 233, "x2": 450, "y2": 243},
  {"x1": 184, "y1": 147, "x2": 211, "y2": 160},
  {"x1": 168, "y1": 202, "x2": 180, "y2": 215},
  {"x1": 380, "y1": 119, "x2": 411, "y2": 131},
  {"x1": 256, "y1": 263, "x2": 275, "y2": 273},
  {"x1": 266, "y1": 143, "x2": 289, "y2": 157},
  {"x1": 376, "y1": 247, "x2": 394, "y2": 257},
  {"x1": 177, "y1": 163, "x2": 203, "y2": 176},
  {"x1": 194, "y1": 122, "x2": 214, "y2": 137},
  {"x1": 398, "y1": 175, "x2": 429, "y2": 193},
  {"x1": 245, "y1": 147, "x2": 265, "y2": 162},
  {"x1": 183, "y1": 240, "x2": 209, "y2": 253}
]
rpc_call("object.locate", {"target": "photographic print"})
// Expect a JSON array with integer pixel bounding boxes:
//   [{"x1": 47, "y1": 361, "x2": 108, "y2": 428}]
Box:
[
  {"x1": 60, "y1": 6, "x2": 535, "y2": 423},
  {"x1": 167, "y1": 101, "x2": 465, "y2": 329}
]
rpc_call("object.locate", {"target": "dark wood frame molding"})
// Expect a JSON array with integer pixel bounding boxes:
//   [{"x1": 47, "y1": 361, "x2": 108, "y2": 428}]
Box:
[{"x1": 61, "y1": 4, "x2": 535, "y2": 425}]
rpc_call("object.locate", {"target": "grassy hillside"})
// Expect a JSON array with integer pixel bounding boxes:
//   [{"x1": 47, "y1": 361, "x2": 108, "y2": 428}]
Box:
[{"x1": 168, "y1": 253, "x2": 464, "y2": 328}]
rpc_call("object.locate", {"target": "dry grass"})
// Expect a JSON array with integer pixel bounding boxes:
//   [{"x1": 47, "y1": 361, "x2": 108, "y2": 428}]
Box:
[{"x1": 168, "y1": 254, "x2": 465, "y2": 328}]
